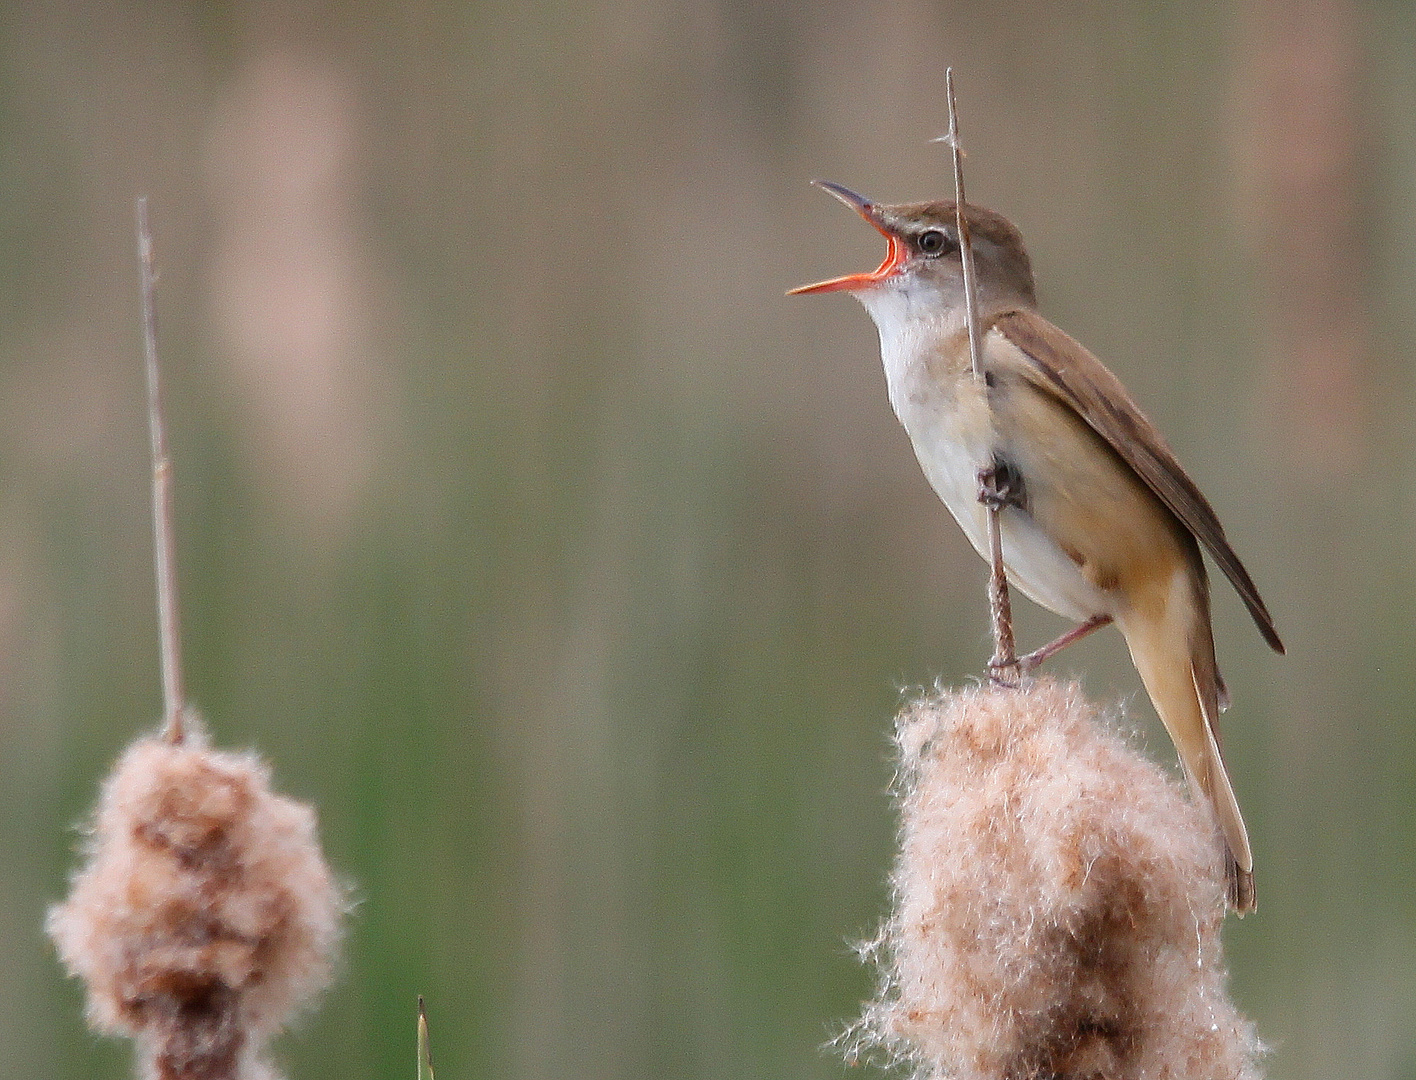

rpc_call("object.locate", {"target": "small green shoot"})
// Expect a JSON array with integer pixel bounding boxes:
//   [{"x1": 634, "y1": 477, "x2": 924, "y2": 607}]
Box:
[{"x1": 417, "y1": 996, "x2": 436, "y2": 1080}]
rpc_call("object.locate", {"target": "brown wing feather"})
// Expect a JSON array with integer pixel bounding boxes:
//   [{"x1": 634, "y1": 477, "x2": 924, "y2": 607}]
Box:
[{"x1": 994, "y1": 308, "x2": 1284, "y2": 654}]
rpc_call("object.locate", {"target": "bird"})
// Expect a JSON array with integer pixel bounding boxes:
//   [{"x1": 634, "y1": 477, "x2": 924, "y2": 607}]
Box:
[{"x1": 790, "y1": 181, "x2": 1284, "y2": 912}]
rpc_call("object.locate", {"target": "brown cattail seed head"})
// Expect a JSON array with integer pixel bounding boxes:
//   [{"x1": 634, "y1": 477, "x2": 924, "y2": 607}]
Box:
[
  {"x1": 47, "y1": 718, "x2": 348, "y2": 1080},
  {"x1": 844, "y1": 679, "x2": 1263, "y2": 1080}
]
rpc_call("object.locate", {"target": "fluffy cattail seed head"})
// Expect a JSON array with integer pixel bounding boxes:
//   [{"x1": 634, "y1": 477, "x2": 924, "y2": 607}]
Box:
[
  {"x1": 843, "y1": 679, "x2": 1263, "y2": 1080},
  {"x1": 47, "y1": 717, "x2": 348, "y2": 1080}
]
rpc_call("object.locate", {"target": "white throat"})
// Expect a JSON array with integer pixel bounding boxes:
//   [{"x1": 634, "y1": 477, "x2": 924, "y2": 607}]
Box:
[{"x1": 855, "y1": 277, "x2": 967, "y2": 420}]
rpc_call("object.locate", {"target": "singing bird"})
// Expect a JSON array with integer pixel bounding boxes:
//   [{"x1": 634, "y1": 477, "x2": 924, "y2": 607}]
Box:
[{"x1": 791, "y1": 182, "x2": 1283, "y2": 912}]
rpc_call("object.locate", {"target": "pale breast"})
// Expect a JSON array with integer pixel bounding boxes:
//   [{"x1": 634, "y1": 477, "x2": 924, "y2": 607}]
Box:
[{"x1": 874, "y1": 312, "x2": 1115, "y2": 624}]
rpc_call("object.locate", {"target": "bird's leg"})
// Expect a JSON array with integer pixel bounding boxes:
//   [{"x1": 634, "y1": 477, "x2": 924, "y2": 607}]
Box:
[{"x1": 1014, "y1": 614, "x2": 1113, "y2": 674}]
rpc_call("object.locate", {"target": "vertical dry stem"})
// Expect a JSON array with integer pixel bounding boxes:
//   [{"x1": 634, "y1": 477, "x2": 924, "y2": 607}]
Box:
[
  {"x1": 137, "y1": 198, "x2": 186, "y2": 743},
  {"x1": 940, "y1": 72, "x2": 1018, "y2": 680}
]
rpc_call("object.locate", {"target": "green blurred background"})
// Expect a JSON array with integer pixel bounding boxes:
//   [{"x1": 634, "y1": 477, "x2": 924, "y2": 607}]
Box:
[{"x1": 5, "y1": 1, "x2": 1415, "y2": 1077}]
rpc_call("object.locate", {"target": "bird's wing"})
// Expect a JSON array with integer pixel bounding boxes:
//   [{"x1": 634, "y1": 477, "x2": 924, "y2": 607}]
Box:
[{"x1": 992, "y1": 308, "x2": 1284, "y2": 654}]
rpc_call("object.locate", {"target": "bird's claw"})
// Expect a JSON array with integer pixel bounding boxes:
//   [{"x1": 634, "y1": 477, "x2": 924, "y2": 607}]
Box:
[
  {"x1": 1010, "y1": 651, "x2": 1044, "y2": 676},
  {"x1": 977, "y1": 457, "x2": 1026, "y2": 511},
  {"x1": 986, "y1": 655, "x2": 1027, "y2": 687}
]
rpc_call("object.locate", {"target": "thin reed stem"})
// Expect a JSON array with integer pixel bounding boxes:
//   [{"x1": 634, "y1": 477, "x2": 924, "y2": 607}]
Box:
[
  {"x1": 136, "y1": 198, "x2": 185, "y2": 742},
  {"x1": 941, "y1": 72, "x2": 1018, "y2": 680}
]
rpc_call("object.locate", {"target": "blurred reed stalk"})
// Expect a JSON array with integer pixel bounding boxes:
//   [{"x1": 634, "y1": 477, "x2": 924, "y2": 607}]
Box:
[
  {"x1": 843, "y1": 679, "x2": 1263, "y2": 1080},
  {"x1": 136, "y1": 197, "x2": 185, "y2": 745},
  {"x1": 46, "y1": 199, "x2": 348, "y2": 1080}
]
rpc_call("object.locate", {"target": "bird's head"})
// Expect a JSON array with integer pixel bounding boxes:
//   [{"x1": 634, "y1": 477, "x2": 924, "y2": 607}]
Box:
[{"x1": 789, "y1": 181, "x2": 1037, "y2": 323}]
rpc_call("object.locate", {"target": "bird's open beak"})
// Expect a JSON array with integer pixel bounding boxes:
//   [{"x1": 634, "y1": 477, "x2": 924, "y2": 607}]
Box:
[{"x1": 788, "y1": 181, "x2": 907, "y2": 295}]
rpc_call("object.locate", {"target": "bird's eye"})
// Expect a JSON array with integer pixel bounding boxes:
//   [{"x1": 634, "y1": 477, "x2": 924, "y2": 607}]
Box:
[{"x1": 918, "y1": 229, "x2": 950, "y2": 256}]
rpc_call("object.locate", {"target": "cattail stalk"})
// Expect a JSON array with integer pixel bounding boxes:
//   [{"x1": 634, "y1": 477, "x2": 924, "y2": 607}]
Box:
[
  {"x1": 48, "y1": 725, "x2": 347, "y2": 1080},
  {"x1": 48, "y1": 200, "x2": 347, "y2": 1080},
  {"x1": 843, "y1": 679, "x2": 1263, "y2": 1080}
]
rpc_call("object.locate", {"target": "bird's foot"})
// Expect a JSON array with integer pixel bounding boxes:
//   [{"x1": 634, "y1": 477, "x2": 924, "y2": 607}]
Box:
[
  {"x1": 986, "y1": 653, "x2": 1026, "y2": 688},
  {"x1": 1011, "y1": 615, "x2": 1114, "y2": 675},
  {"x1": 977, "y1": 456, "x2": 1027, "y2": 512}
]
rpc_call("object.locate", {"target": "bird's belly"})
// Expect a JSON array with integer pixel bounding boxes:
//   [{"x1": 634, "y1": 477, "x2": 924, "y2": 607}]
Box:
[
  {"x1": 995, "y1": 509, "x2": 1114, "y2": 622},
  {"x1": 909, "y1": 424, "x2": 1113, "y2": 625}
]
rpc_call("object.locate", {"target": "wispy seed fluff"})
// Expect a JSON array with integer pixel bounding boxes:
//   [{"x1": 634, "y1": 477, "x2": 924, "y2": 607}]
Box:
[
  {"x1": 844, "y1": 679, "x2": 1262, "y2": 1080},
  {"x1": 47, "y1": 718, "x2": 347, "y2": 1080}
]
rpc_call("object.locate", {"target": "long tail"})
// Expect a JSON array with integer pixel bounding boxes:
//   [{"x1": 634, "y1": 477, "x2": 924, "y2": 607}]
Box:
[{"x1": 1119, "y1": 562, "x2": 1255, "y2": 913}]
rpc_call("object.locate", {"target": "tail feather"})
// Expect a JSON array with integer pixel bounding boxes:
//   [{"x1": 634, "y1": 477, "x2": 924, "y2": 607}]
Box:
[
  {"x1": 1120, "y1": 565, "x2": 1255, "y2": 914},
  {"x1": 1191, "y1": 662, "x2": 1255, "y2": 912}
]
